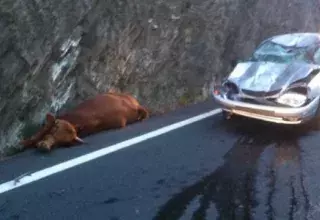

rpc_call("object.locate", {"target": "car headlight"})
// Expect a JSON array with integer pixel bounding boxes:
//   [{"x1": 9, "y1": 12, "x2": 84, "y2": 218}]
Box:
[{"x1": 276, "y1": 92, "x2": 307, "y2": 107}]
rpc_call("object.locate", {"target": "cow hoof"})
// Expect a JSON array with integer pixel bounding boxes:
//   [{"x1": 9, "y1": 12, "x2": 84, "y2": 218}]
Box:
[{"x1": 37, "y1": 144, "x2": 51, "y2": 153}]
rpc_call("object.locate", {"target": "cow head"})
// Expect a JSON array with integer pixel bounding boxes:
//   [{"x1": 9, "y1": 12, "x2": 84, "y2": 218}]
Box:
[{"x1": 20, "y1": 113, "x2": 84, "y2": 152}]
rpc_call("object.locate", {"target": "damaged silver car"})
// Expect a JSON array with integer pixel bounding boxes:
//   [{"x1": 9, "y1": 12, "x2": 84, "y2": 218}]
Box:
[{"x1": 213, "y1": 32, "x2": 320, "y2": 124}]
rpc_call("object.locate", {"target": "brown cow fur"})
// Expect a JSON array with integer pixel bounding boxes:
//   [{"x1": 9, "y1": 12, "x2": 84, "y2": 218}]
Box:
[{"x1": 20, "y1": 92, "x2": 149, "y2": 152}]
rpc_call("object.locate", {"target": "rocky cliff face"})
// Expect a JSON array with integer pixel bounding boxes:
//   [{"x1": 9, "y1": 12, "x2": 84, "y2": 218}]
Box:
[{"x1": 1, "y1": 0, "x2": 320, "y2": 155}]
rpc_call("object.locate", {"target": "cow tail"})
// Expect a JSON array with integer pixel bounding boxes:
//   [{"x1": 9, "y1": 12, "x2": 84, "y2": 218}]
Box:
[{"x1": 137, "y1": 106, "x2": 149, "y2": 121}]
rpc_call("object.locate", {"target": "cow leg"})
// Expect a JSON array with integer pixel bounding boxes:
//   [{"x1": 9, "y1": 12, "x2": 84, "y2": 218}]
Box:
[
  {"x1": 117, "y1": 117, "x2": 127, "y2": 129},
  {"x1": 100, "y1": 116, "x2": 127, "y2": 131},
  {"x1": 112, "y1": 115, "x2": 127, "y2": 129}
]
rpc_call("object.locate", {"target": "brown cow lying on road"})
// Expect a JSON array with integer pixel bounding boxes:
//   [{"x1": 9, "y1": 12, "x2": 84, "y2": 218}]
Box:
[{"x1": 20, "y1": 92, "x2": 149, "y2": 152}]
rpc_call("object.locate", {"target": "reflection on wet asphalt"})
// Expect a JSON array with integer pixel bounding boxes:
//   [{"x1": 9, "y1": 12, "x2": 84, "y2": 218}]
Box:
[
  {"x1": 153, "y1": 117, "x2": 320, "y2": 220},
  {"x1": 3, "y1": 105, "x2": 320, "y2": 220}
]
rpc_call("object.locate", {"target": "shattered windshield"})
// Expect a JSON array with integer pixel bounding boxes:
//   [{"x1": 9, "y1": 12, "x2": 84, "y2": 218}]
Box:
[{"x1": 251, "y1": 41, "x2": 312, "y2": 63}]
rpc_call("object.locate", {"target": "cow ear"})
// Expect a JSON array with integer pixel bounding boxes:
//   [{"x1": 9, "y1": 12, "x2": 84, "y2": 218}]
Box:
[
  {"x1": 46, "y1": 113, "x2": 55, "y2": 123},
  {"x1": 20, "y1": 113, "x2": 56, "y2": 149}
]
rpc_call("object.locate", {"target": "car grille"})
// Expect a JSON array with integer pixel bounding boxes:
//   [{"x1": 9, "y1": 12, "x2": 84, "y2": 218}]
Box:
[
  {"x1": 238, "y1": 97, "x2": 279, "y2": 106},
  {"x1": 238, "y1": 98, "x2": 262, "y2": 105},
  {"x1": 241, "y1": 89, "x2": 281, "y2": 97}
]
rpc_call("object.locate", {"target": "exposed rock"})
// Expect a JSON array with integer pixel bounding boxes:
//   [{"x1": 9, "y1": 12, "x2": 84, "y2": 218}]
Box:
[{"x1": 0, "y1": 0, "x2": 320, "y2": 155}]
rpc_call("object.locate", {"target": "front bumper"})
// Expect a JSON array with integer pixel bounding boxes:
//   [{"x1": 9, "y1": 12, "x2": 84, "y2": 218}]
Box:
[{"x1": 213, "y1": 93, "x2": 320, "y2": 124}]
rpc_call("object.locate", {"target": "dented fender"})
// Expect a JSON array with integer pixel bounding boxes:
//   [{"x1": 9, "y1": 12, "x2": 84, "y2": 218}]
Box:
[{"x1": 307, "y1": 69, "x2": 320, "y2": 99}]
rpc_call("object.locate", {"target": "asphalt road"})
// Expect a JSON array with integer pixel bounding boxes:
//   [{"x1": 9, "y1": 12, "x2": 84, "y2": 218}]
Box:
[{"x1": 1, "y1": 100, "x2": 320, "y2": 219}]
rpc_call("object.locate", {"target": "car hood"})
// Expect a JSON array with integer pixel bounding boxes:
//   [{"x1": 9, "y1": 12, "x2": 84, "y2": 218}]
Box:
[{"x1": 227, "y1": 61, "x2": 318, "y2": 95}]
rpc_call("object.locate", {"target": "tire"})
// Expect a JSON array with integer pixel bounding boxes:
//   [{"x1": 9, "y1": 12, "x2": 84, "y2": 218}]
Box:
[
  {"x1": 311, "y1": 98, "x2": 320, "y2": 127},
  {"x1": 222, "y1": 110, "x2": 232, "y2": 120},
  {"x1": 302, "y1": 97, "x2": 320, "y2": 129},
  {"x1": 314, "y1": 98, "x2": 320, "y2": 119}
]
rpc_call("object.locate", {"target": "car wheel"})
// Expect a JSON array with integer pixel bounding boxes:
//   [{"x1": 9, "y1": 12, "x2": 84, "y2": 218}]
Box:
[
  {"x1": 307, "y1": 99, "x2": 320, "y2": 129},
  {"x1": 222, "y1": 110, "x2": 232, "y2": 120},
  {"x1": 313, "y1": 98, "x2": 320, "y2": 120}
]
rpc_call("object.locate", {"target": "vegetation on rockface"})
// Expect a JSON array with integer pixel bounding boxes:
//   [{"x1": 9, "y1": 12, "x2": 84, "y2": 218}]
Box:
[{"x1": 1, "y1": 0, "x2": 320, "y2": 156}]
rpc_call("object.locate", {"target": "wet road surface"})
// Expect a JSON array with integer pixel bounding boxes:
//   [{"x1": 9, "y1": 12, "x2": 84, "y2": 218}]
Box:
[{"x1": 1, "y1": 101, "x2": 320, "y2": 219}]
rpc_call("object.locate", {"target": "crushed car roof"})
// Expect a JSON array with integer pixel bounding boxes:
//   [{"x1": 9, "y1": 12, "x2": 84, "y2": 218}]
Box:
[{"x1": 269, "y1": 33, "x2": 320, "y2": 48}]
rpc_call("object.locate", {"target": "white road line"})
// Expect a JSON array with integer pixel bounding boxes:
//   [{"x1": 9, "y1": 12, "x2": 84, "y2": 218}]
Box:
[{"x1": 0, "y1": 108, "x2": 222, "y2": 195}]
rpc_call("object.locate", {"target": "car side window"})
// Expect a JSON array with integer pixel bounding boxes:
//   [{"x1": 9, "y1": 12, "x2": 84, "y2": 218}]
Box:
[{"x1": 314, "y1": 48, "x2": 320, "y2": 64}]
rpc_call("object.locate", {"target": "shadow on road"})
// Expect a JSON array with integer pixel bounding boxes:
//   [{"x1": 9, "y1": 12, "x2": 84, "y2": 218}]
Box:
[{"x1": 153, "y1": 117, "x2": 315, "y2": 220}]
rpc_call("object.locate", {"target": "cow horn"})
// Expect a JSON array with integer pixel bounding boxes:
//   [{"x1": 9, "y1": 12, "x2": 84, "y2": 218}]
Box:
[{"x1": 75, "y1": 136, "x2": 85, "y2": 144}]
